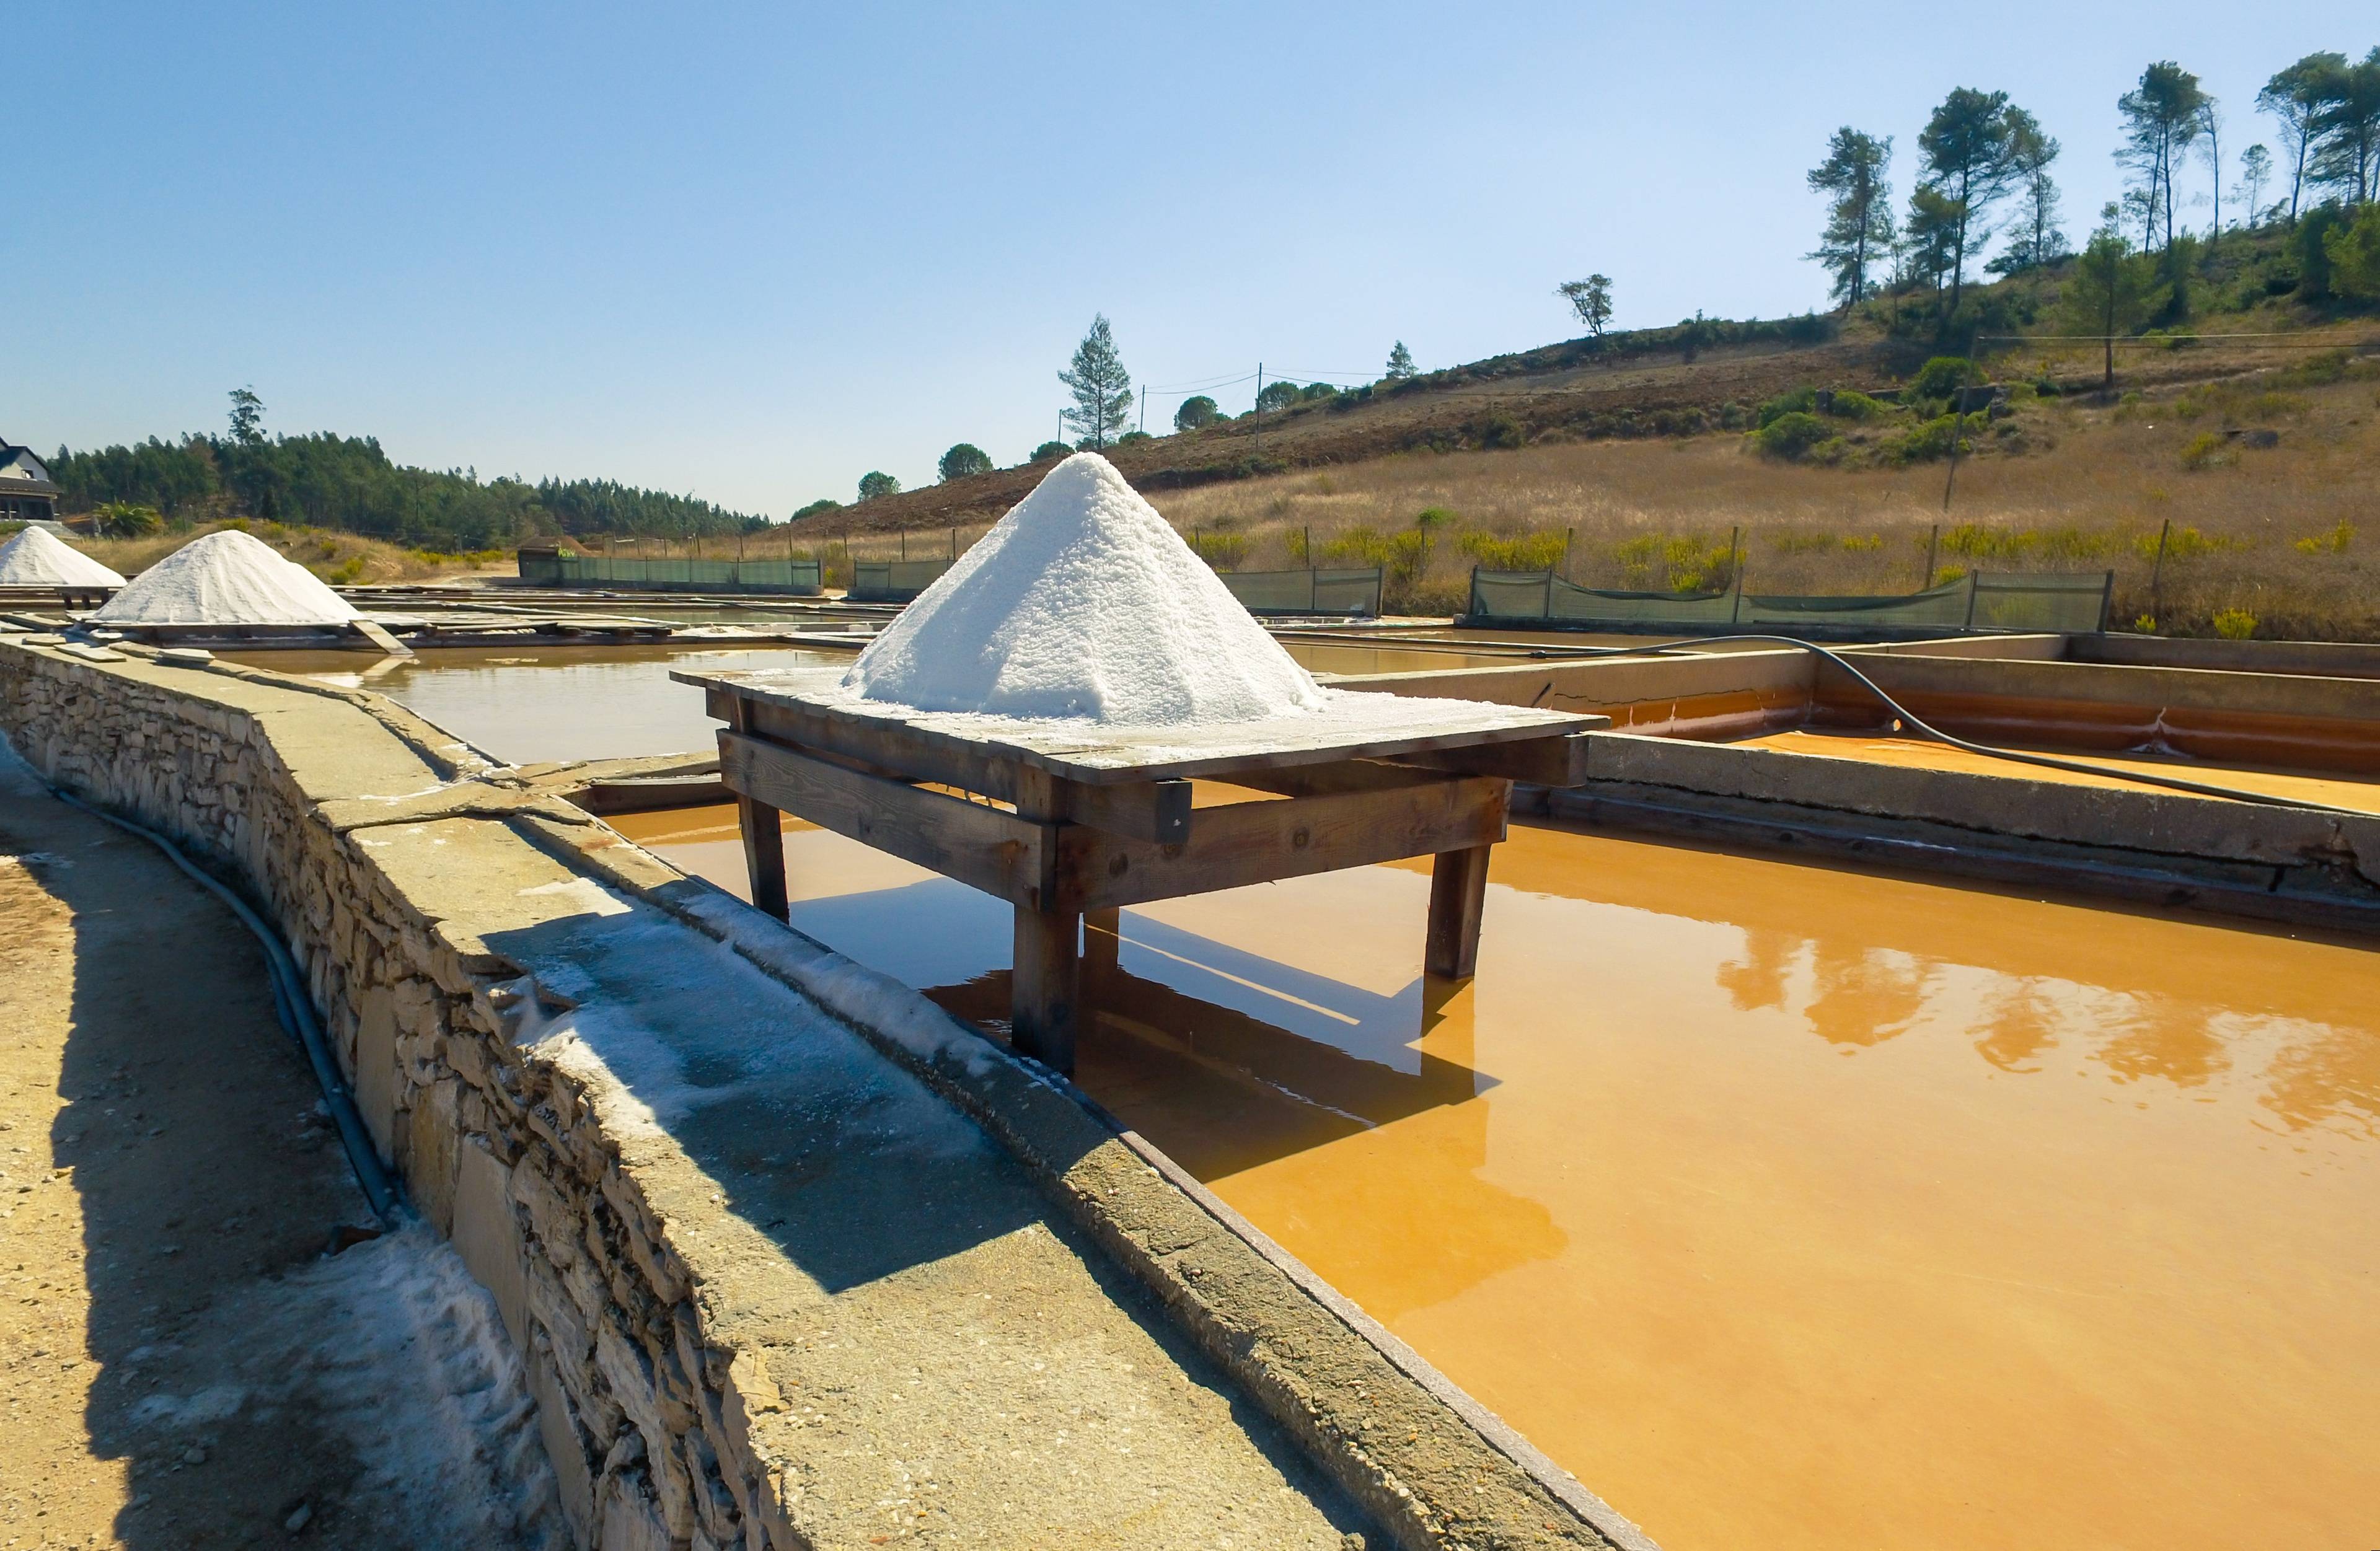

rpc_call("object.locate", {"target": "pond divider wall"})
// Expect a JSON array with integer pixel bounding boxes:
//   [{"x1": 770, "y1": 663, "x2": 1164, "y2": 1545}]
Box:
[
  {"x1": 0, "y1": 635, "x2": 1652, "y2": 1551},
  {"x1": 1325, "y1": 636, "x2": 2380, "y2": 936}
]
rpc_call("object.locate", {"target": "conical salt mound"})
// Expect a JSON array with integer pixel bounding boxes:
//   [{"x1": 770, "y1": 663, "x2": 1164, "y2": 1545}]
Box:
[
  {"x1": 94, "y1": 529, "x2": 359, "y2": 626},
  {"x1": 845, "y1": 452, "x2": 1324, "y2": 726},
  {"x1": 0, "y1": 525, "x2": 126, "y2": 587}
]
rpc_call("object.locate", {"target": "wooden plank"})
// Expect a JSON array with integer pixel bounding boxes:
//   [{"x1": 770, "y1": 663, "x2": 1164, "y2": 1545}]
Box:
[
  {"x1": 734, "y1": 693, "x2": 1023, "y2": 801},
  {"x1": 723, "y1": 703, "x2": 788, "y2": 921},
  {"x1": 1225, "y1": 760, "x2": 1443, "y2": 798},
  {"x1": 1425, "y1": 845, "x2": 1494, "y2": 978},
  {"x1": 1068, "y1": 778, "x2": 1193, "y2": 843},
  {"x1": 1388, "y1": 732, "x2": 1593, "y2": 788},
  {"x1": 718, "y1": 731, "x2": 1052, "y2": 907},
  {"x1": 351, "y1": 618, "x2": 417, "y2": 659},
  {"x1": 1057, "y1": 775, "x2": 1511, "y2": 912}
]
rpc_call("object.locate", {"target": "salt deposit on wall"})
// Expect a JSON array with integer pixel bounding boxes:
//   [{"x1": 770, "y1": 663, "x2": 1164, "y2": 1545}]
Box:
[
  {"x1": 94, "y1": 529, "x2": 360, "y2": 626},
  {"x1": 843, "y1": 453, "x2": 1324, "y2": 726},
  {"x1": 0, "y1": 524, "x2": 126, "y2": 586}
]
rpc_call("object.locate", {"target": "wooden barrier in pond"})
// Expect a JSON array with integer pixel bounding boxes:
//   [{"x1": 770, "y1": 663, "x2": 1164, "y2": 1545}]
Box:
[{"x1": 677, "y1": 665, "x2": 1603, "y2": 1072}]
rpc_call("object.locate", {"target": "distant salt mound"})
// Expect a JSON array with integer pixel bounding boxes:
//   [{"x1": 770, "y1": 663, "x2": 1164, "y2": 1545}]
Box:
[
  {"x1": 0, "y1": 525, "x2": 125, "y2": 587},
  {"x1": 844, "y1": 452, "x2": 1325, "y2": 726},
  {"x1": 94, "y1": 529, "x2": 360, "y2": 626}
]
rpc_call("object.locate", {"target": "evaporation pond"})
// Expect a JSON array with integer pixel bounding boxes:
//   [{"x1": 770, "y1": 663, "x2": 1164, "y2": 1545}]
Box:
[
  {"x1": 1738, "y1": 726, "x2": 2380, "y2": 812},
  {"x1": 609, "y1": 802, "x2": 2380, "y2": 1551},
  {"x1": 234, "y1": 638, "x2": 1523, "y2": 763},
  {"x1": 227, "y1": 644, "x2": 851, "y2": 763}
]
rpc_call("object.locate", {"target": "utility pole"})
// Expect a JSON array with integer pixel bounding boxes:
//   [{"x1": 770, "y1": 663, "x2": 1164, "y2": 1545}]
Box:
[
  {"x1": 1923, "y1": 524, "x2": 1940, "y2": 589},
  {"x1": 1254, "y1": 363, "x2": 1264, "y2": 457}
]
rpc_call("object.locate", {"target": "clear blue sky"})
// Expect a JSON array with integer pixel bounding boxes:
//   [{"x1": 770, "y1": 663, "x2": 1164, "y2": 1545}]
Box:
[{"x1": 10, "y1": 2, "x2": 2370, "y2": 516}]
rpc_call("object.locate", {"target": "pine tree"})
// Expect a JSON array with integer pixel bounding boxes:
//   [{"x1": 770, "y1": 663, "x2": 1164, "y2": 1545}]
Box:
[
  {"x1": 1058, "y1": 315, "x2": 1134, "y2": 449},
  {"x1": 2063, "y1": 206, "x2": 2156, "y2": 390},
  {"x1": 2117, "y1": 62, "x2": 2208, "y2": 250},
  {"x1": 2260, "y1": 53, "x2": 2346, "y2": 221},
  {"x1": 1554, "y1": 275, "x2": 1613, "y2": 336},
  {"x1": 1805, "y1": 128, "x2": 1893, "y2": 307},
  {"x1": 1916, "y1": 87, "x2": 2021, "y2": 310},
  {"x1": 2004, "y1": 108, "x2": 2066, "y2": 270},
  {"x1": 1385, "y1": 341, "x2": 1417, "y2": 379}
]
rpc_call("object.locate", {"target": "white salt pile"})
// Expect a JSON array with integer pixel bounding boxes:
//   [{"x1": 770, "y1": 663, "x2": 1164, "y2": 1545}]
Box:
[
  {"x1": 844, "y1": 452, "x2": 1326, "y2": 726},
  {"x1": 94, "y1": 529, "x2": 360, "y2": 626},
  {"x1": 0, "y1": 524, "x2": 126, "y2": 587}
]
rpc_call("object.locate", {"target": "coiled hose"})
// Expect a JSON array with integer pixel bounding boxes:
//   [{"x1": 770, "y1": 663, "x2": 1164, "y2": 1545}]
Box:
[
  {"x1": 47, "y1": 784, "x2": 408, "y2": 1226},
  {"x1": 1549, "y1": 633, "x2": 2373, "y2": 821}
]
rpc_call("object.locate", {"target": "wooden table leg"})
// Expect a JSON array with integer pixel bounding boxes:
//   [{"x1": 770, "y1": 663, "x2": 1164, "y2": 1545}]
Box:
[
  {"x1": 724, "y1": 701, "x2": 790, "y2": 921},
  {"x1": 1424, "y1": 843, "x2": 1493, "y2": 978},
  {"x1": 1012, "y1": 905, "x2": 1081, "y2": 1073},
  {"x1": 1083, "y1": 907, "x2": 1121, "y2": 980},
  {"x1": 738, "y1": 797, "x2": 790, "y2": 921}
]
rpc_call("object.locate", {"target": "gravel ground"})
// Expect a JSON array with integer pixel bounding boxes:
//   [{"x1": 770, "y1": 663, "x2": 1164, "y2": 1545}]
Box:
[{"x1": 0, "y1": 746, "x2": 560, "y2": 1549}]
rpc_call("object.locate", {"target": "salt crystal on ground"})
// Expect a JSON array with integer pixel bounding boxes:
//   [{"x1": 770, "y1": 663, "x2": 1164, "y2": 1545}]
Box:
[
  {"x1": 94, "y1": 529, "x2": 359, "y2": 626},
  {"x1": 843, "y1": 453, "x2": 1324, "y2": 726},
  {"x1": 0, "y1": 525, "x2": 126, "y2": 587}
]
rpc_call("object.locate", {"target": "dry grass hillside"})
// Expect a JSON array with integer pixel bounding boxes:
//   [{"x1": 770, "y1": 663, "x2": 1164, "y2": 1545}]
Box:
[
  {"x1": 1149, "y1": 351, "x2": 2380, "y2": 637},
  {"x1": 814, "y1": 314, "x2": 2378, "y2": 638}
]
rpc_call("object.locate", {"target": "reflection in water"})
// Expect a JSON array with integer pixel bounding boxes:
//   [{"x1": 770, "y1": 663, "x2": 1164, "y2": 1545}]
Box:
[{"x1": 609, "y1": 803, "x2": 2380, "y2": 1551}]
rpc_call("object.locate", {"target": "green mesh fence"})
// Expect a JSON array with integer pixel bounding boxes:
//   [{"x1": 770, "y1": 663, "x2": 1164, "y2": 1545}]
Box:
[
  {"x1": 516, "y1": 550, "x2": 822, "y2": 595},
  {"x1": 1217, "y1": 568, "x2": 1384, "y2": 617},
  {"x1": 1466, "y1": 569, "x2": 2110, "y2": 634},
  {"x1": 849, "y1": 559, "x2": 953, "y2": 603}
]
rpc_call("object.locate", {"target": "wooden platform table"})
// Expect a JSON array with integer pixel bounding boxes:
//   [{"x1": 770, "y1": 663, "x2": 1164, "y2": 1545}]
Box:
[{"x1": 674, "y1": 665, "x2": 1605, "y2": 1073}]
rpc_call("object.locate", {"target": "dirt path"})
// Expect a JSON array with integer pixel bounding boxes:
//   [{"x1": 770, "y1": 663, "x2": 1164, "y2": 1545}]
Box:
[{"x1": 0, "y1": 748, "x2": 560, "y2": 1549}]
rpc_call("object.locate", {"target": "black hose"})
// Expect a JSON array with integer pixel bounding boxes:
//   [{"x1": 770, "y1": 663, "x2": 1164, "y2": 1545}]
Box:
[
  {"x1": 47, "y1": 785, "x2": 408, "y2": 1226},
  {"x1": 1589, "y1": 633, "x2": 2373, "y2": 820}
]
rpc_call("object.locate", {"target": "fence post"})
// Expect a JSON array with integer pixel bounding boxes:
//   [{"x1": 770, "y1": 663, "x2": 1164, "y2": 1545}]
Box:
[
  {"x1": 1963, "y1": 571, "x2": 1980, "y2": 633},
  {"x1": 2098, "y1": 570, "x2": 2115, "y2": 633},
  {"x1": 1543, "y1": 568, "x2": 1556, "y2": 623},
  {"x1": 1924, "y1": 523, "x2": 1939, "y2": 590},
  {"x1": 2148, "y1": 517, "x2": 2171, "y2": 625},
  {"x1": 1730, "y1": 535, "x2": 1745, "y2": 625},
  {"x1": 1310, "y1": 565, "x2": 1318, "y2": 613}
]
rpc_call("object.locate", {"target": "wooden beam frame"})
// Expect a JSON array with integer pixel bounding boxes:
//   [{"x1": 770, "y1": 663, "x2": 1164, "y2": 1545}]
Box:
[
  {"x1": 719, "y1": 731, "x2": 1056, "y2": 908},
  {"x1": 1054, "y1": 775, "x2": 1510, "y2": 913},
  {"x1": 705, "y1": 690, "x2": 1564, "y2": 1072}
]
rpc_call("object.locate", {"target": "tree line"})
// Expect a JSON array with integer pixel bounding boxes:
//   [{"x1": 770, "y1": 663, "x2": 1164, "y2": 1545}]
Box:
[
  {"x1": 1805, "y1": 46, "x2": 2380, "y2": 314},
  {"x1": 48, "y1": 389, "x2": 768, "y2": 550}
]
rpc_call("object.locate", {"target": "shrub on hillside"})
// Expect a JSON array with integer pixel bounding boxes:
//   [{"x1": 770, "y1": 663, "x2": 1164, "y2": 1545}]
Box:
[
  {"x1": 1756, "y1": 387, "x2": 1817, "y2": 428},
  {"x1": 1908, "y1": 356, "x2": 1972, "y2": 401},
  {"x1": 2213, "y1": 609, "x2": 2259, "y2": 640},
  {"x1": 1753, "y1": 411, "x2": 1834, "y2": 460},
  {"x1": 2179, "y1": 431, "x2": 2233, "y2": 471},
  {"x1": 1881, "y1": 414, "x2": 1968, "y2": 464},
  {"x1": 1457, "y1": 529, "x2": 1568, "y2": 569}
]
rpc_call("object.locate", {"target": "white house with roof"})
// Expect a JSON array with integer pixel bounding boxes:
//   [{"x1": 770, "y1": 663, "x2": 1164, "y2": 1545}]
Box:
[{"x1": 0, "y1": 439, "x2": 62, "y2": 525}]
